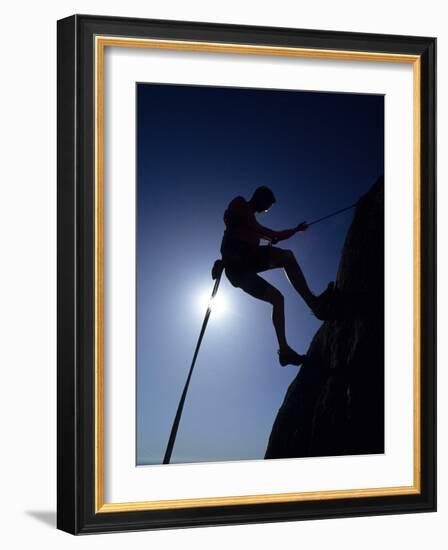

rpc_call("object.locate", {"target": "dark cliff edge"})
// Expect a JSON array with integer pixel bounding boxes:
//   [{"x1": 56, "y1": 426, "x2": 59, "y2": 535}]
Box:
[{"x1": 265, "y1": 176, "x2": 385, "y2": 459}]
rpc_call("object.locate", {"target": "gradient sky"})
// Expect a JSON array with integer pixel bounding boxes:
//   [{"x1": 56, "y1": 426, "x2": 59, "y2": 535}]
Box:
[{"x1": 136, "y1": 82, "x2": 384, "y2": 466}]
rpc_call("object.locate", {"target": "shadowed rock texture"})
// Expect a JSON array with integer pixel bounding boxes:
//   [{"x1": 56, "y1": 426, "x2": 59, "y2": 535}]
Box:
[{"x1": 265, "y1": 176, "x2": 385, "y2": 459}]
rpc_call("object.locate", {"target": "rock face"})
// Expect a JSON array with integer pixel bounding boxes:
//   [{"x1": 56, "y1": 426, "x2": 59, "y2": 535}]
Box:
[{"x1": 265, "y1": 176, "x2": 385, "y2": 459}]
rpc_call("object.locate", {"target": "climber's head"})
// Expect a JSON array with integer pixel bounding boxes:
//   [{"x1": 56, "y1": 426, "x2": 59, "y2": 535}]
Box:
[{"x1": 250, "y1": 186, "x2": 276, "y2": 213}]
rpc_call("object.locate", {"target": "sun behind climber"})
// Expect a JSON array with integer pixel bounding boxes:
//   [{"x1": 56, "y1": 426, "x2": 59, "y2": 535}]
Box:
[{"x1": 217, "y1": 186, "x2": 334, "y2": 367}]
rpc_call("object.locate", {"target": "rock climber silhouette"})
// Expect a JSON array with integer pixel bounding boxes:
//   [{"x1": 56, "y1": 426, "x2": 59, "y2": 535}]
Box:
[{"x1": 217, "y1": 186, "x2": 334, "y2": 367}]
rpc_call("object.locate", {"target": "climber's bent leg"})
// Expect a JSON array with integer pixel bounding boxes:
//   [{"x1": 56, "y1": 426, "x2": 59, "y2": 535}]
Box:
[
  {"x1": 228, "y1": 270, "x2": 287, "y2": 348},
  {"x1": 256, "y1": 246, "x2": 317, "y2": 308},
  {"x1": 254, "y1": 281, "x2": 288, "y2": 351},
  {"x1": 255, "y1": 246, "x2": 335, "y2": 320}
]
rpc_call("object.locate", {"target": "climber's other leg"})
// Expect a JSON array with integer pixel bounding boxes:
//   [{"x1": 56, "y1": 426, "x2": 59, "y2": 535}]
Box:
[{"x1": 227, "y1": 268, "x2": 304, "y2": 366}]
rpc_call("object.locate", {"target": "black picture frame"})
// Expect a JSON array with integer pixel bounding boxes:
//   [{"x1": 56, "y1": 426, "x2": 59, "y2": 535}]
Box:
[{"x1": 57, "y1": 14, "x2": 436, "y2": 535}]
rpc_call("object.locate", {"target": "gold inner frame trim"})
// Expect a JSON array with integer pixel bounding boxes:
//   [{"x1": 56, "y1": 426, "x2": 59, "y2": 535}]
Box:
[{"x1": 94, "y1": 35, "x2": 421, "y2": 513}]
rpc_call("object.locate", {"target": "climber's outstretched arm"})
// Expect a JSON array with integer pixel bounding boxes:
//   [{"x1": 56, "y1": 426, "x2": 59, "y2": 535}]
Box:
[{"x1": 258, "y1": 221, "x2": 309, "y2": 243}]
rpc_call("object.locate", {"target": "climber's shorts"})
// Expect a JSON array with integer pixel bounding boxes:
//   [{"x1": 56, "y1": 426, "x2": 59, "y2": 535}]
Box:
[{"x1": 222, "y1": 242, "x2": 277, "y2": 300}]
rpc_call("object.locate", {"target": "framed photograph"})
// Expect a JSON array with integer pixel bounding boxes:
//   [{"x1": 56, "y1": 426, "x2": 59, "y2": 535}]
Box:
[{"x1": 57, "y1": 14, "x2": 436, "y2": 534}]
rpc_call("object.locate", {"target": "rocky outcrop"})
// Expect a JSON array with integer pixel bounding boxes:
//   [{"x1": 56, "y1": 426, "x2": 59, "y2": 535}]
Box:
[{"x1": 265, "y1": 176, "x2": 385, "y2": 459}]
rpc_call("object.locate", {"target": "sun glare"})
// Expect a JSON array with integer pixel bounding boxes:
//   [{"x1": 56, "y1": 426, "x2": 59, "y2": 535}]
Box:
[{"x1": 197, "y1": 290, "x2": 228, "y2": 317}]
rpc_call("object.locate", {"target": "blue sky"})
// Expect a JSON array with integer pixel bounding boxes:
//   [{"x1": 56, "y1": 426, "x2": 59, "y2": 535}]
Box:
[{"x1": 136, "y1": 83, "x2": 384, "y2": 465}]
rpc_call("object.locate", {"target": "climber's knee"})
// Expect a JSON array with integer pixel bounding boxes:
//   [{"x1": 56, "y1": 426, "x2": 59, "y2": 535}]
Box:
[{"x1": 263, "y1": 287, "x2": 284, "y2": 307}]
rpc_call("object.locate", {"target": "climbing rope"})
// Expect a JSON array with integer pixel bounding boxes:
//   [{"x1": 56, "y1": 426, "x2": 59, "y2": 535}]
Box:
[
  {"x1": 163, "y1": 262, "x2": 224, "y2": 464},
  {"x1": 307, "y1": 201, "x2": 358, "y2": 227}
]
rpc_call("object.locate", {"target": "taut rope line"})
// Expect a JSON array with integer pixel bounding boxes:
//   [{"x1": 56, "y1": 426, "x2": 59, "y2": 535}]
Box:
[{"x1": 162, "y1": 263, "x2": 224, "y2": 465}]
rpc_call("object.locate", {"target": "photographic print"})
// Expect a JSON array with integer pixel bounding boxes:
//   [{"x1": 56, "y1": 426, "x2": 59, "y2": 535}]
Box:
[
  {"x1": 58, "y1": 15, "x2": 435, "y2": 533},
  {"x1": 136, "y1": 82, "x2": 385, "y2": 466}
]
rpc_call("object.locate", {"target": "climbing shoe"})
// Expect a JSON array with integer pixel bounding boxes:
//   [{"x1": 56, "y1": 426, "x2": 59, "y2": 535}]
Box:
[{"x1": 312, "y1": 281, "x2": 335, "y2": 321}]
